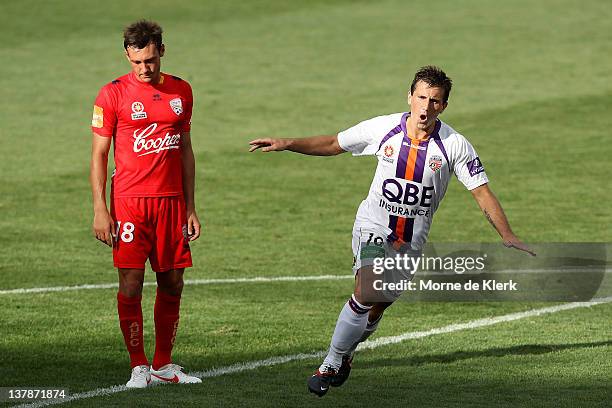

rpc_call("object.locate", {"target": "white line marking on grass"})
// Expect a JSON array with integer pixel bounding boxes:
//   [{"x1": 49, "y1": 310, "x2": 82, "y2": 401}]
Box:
[
  {"x1": 3, "y1": 267, "x2": 610, "y2": 295},
  {"x1": 16, "y1": 296, "x2": 612, "y2": 408},
  {"x1": 358, "y1": 296, "x2": 612, "y2": 350},
  {"x1": 0, "y1": 275, "x2": 354, "y2": 295}
]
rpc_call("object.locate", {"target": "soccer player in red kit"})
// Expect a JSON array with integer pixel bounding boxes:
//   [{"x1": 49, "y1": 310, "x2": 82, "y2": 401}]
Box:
[{"x1": 90, "y1": 20, "x2": 202, "y2": 388}]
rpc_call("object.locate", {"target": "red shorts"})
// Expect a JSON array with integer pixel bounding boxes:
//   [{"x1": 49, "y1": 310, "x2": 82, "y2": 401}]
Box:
[{"x1": 110, "y1": 196, "x2": 192, "y2": 272}]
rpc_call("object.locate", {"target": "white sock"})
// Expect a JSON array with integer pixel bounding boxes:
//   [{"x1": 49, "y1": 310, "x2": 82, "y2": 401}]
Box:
[
  {"x1": 320, "y1": 295, "x2": 371, "y2": 371},
  {"x1": 347, "y1": 314, "x2": 383, "y2": 356}
]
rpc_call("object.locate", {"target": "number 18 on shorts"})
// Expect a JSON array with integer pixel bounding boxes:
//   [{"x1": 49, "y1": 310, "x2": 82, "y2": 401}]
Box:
[{"x1": 111, "y1": 196, "x2": 192, "y2": 272}]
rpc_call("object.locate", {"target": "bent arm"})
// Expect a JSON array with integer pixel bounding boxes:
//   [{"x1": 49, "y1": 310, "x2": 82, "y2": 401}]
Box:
[
  {"x1": 248, "y1": 135, "x2": 345, "y2": 156},
  {"x1": 470, "y1": 184, "x2": 535, "y2": 256}
]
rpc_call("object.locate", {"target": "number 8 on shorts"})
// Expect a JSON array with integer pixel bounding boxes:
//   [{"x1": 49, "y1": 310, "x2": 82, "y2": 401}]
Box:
[{"x1": 116, "y1": 221, "x2": 135, "y2": 243}]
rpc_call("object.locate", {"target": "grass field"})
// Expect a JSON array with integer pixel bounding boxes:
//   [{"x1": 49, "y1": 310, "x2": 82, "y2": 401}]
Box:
[{"x1": 1, "y1": 0, "x2": 611, "y2": 407}]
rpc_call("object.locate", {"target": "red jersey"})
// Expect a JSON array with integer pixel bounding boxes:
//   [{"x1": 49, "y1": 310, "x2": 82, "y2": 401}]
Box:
[{"x1": 91, "y1": 72, "x2": 193, "y2": 197}]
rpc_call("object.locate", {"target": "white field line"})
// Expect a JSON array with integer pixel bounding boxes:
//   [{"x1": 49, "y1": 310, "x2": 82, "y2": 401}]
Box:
[
  {"x1": 16, "y1": 296, "x2": 612, "y2": 408},
  {"x1": 0, "y1": 275, "x2": 354, "y2": 295},
  {"x1": 3, "y1": 267, "x2": 610, "y2": 295}
]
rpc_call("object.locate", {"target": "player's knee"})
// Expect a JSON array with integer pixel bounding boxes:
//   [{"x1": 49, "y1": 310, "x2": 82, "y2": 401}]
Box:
[
  {"x1": 352, "y1": 289, "x2": 374, "y2": 307},
  {"x1": 157, "y1": 274, "x2": 184, "y2": 296},
  {"x1": 118, "y1": 269, "x2": 144, "y2": 294},
  {"x1": 169, "y1": 280, "x2": 184, "y2": 295},
  {"x1": 119, "y1": 280, "x2": 144, "y2": 297},
  {"x1": 369, "y1": 302, "x2": 392, "y2": 319}
]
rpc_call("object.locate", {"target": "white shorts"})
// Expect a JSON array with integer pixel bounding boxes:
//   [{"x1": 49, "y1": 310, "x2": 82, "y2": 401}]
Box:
[
  {"x1": 351, "y1": 224, "x2": 387, "y2": 274},
  {"x1": 351, "y1": 223, "x2": 421, "y2": 301}
]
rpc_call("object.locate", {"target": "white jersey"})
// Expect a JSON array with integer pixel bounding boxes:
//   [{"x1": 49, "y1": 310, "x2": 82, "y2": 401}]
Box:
[{"x1": 338, "y1": 112, "x2": 488, "y2": 249}]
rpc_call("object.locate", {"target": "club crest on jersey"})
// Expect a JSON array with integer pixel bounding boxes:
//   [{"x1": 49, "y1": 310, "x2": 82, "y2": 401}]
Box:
[
  {"x1": 131, "y1": 101, "x2": 147, "y2": 120},
  {"x1": 169, "y1": 98, "x2": 183, "y2": 116},
  {"x1": 428, "y1": 155, "x2": 443, "y2": 173}
]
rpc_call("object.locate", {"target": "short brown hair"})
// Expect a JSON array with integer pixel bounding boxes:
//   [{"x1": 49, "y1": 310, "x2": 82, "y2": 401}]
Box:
[
  {"x1": 123, "y1": 20, "x2": 163, "y2": 50},
  {"x1": 410, "y1": 66, "x2": 452, "y2": 102}
]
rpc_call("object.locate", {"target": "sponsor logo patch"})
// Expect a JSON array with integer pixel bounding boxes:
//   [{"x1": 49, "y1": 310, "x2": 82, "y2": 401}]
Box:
[
  {"x1": 428, "y1": 155, "x2": 443, "y2": 172},
  {"x1": 467, "y1": 156, "x2": 485, "y2": 176},
  {"x1": 92, "y1": 105, "x2": 103, "y2": 128},
  {"x1": 131, "y1": 101, "x2": 147, "y2": 120},
  {"x1": 360, "y1": 243, "x2": 386, "y2": 260},
  {"x1": 382, "y1": 145, "x2": 395, "y2": 163},
  {"x1": 132, "y1": 123, "x2": 181, "y2": 157},
  {"x1": 384, "y1": 145, "x2": 394, "y2": 157},
  {"x1": 169, "y1": 98, "x2": 183, "y2": 115},
  {"x1": 403, "y1": 142, "x2": 426, "y2": 150}
]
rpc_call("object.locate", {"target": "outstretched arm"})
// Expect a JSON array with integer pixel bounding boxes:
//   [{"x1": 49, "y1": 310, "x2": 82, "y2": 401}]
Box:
[
  {"x1": 248, "y1": 135, "x2": 345, "y2": 156},
  {"x1": 470, "y1": 184, "x2": 536, "y2": 256}
]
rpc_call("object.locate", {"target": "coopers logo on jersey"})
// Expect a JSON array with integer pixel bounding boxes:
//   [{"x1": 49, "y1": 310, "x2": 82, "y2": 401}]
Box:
[
  {"x1": 131, "y1": 101, "x2": 147, "y2": 120},
  {"x1": 382, "y1": 179, "x2": 434, "y2": 207},
  {"x1": 133, "y1": 123, "x2": 181, "y2": 157}
]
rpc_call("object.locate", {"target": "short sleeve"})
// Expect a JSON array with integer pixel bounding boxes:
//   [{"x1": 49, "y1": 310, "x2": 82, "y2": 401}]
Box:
[
  {"x1": 453, "y1": 135, "x2": 489, "y2": 190},
  {"x1": 179, "y1": 82, "x2": 193, "y2": 133},
  {"x1": 91, "y1": 85, "x2": 118, "y2": 137},
  {"x1": 337, "y1": 115, "x2": 398, "y2": 156}
]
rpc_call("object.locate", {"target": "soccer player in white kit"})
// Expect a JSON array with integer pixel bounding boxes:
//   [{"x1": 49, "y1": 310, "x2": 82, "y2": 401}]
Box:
[{"x1": 249, "y1": 66, "x2": 534, "y2": 397}]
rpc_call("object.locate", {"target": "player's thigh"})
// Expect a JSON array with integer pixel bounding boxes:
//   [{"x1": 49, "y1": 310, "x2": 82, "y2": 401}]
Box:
[
  {"x1": 352, "y1": 225, "x2": 415, "y2": 303},
  {"x1": 149, "y1": 197, "x2": 192, "y2": 273},
  {"x1": 112, "y1": 197, "x2": 154, "y2": 270},
  {"x1": 352, "y1": 225, "x2": 388, "y2": 304},
  {"x1": 351, "y1": 225, "x2": 387, "y2": 275}
]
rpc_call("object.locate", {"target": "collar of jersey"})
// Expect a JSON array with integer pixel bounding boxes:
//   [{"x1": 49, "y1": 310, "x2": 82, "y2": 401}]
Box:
[{"x1": 401, "y1": 112, "x2": 440, "y2": 143}]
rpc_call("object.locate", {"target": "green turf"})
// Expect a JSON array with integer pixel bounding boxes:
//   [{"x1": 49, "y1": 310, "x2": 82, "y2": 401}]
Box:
[{"x1": 0, "y1": 0, "x2": 610, "y2": 406}]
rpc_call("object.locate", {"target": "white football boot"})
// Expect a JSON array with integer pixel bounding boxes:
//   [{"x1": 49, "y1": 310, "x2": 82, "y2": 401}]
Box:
[
  {"x1": 126, "y1": 365, "x2": 151, "y2": 388},
  {"x1": 150, "y1": 364, "x2": 202, "y2": 384}
]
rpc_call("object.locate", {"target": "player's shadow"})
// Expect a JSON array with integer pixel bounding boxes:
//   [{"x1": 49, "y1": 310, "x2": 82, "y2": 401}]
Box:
[{"x1": 360, "y1": 340, "x2": 612, "y2": 368}]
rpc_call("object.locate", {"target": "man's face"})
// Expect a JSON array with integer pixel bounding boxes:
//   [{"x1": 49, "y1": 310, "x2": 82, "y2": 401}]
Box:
[
  {"x1": 408, "y1": 80, "x2": 448, "y2": 131},
  {"x1": 125, "y1": 42, "x2": 164, "y2": 84}
]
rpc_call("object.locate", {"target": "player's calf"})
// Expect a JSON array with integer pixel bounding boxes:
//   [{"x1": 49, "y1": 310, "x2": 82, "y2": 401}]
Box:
[{"x1": 329, "y1": 315, "x2": 382, "y2": 389}]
